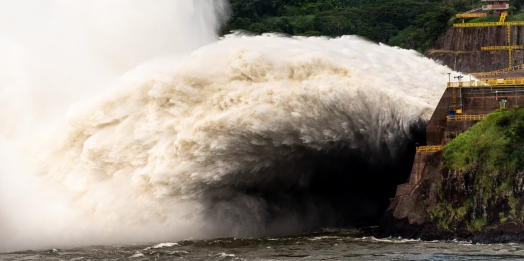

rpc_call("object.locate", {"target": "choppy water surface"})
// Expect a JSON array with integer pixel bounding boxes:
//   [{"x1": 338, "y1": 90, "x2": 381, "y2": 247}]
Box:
[{"x1": 3, "y1": 229, "x2": 524, "y2": 261}]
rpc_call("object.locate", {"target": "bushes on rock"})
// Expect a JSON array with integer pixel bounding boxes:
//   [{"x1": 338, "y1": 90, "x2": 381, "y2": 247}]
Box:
[{"x1": 435, "y1": 107, "x2": 524, "y2": 233}]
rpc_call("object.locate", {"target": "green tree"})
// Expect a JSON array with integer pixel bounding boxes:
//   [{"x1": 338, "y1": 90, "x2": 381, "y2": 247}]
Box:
[
  {"x1": 224, "y1": 0, "x2": 467, "y2": 53},
  {"x1": 509, "y1": 5, "x2": 517, "y2": 15}
]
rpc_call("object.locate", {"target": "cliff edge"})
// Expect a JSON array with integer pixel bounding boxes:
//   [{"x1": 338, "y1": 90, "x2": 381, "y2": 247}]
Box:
[{"x1": 382, "y1": 108, "x2": 524, "y2": 243}]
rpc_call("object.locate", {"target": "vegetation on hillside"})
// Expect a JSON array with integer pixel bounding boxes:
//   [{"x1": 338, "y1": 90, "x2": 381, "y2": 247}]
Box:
[
  {"x1": 223, "y1": 0, "x2": 524, "y2": 53},
  {"x1": 432, "y1": 107, "x2": 524, "y2": 233}
]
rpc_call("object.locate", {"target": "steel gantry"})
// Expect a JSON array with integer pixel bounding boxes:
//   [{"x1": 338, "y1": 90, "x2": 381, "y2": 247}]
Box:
[{"x1": 478, "y1": 13, "x2": 522, "y2": 68}]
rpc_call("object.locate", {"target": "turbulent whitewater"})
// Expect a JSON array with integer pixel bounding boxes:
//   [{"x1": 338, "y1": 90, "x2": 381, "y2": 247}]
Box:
[{"x1": 0, "y1": 0, "x2": 456, "y2": 252}]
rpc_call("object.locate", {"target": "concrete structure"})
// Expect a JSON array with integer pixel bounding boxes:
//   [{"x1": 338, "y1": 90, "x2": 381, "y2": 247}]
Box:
[
  {"x1": 429, "y1": 26, "x2": 524, "y2": 74},
  {"x1": 395, "y1": 82, "x2": 524, "y2": 197},
  {"x1": 430, "y1": 11, "x2": 524, "y2": 75},
  {"x1": 395, "y1": 152, "x2": 433, "y2": 197},
  {"x1": 426, "y1": 84, "x2": 524, "y2": 145},
  {"x1": 482, "y1": 0, "x2": 510, "y2": 11}
]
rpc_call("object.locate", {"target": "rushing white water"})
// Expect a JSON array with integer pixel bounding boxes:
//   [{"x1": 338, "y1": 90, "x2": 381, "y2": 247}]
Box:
[{"x1": 0, "y1": 0, "x2": 456, "y2": 253}]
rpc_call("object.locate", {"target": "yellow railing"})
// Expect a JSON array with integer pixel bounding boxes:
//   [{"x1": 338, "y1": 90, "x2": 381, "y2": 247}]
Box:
[
  {"x1": 416, "y1": 146, "x2": 444, "y2": 152},
  {"x1": 456, "y1": 13, "x2": 487, "y2": 18},
  {"x1": 447, "y1": 78, "x2": 524, "y2": 87},
  {"x1": 447, "y1": 81, "x2": 490, "y2": 87},
  {"x1": 453, "y1": 21, "x2": 524, "y2": 27},
  {"x1": 481, "y1": 45, "x2": 523, "y2": 51},
  {"x1": 479, "y1": 77, "x2": 524, "y2": 82},
  {"x1": 482, "y1": 78, "x2": 524, "y2": 86},
  {"x1": 454, "y1": 22, "x2": 504, "y2": 27},
  {"x1": 478, "y1": 24, "x2": 518, "y2": 67},
  {"x1": 446, "y1": 114, "x2": 486, "y2": 121},
  {"x1": 471, "y1": 64, "x2": 524, "y2": 77}
]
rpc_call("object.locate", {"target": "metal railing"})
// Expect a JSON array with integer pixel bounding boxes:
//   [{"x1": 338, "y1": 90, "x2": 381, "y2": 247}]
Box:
[
  {"x1": 447, "y1": 81, "x2": 490, "y2": 87},
  {"x1": 456, "y1": 13, "x2": 487, "y2": 18},
  {"x1": 446, "y1": 114, "x2": 487, "y2": 121},
  {"x1": 471, "y1": 64, "x2": 524, "y2": 77},
  {"x1": 482, "y1": 78, "x2": 524, "y2": 86},
  {"x1": 416, "y1": 146, "x2": 444, "y2": 152},
  {"x1": 481, "y1": 45, "x2": 523, "y2": 51},
  {"x1": 453, "y1": 21, "x2": 524, "y2": 27},
  {"x1": 447, "y1": 78, "x2": 524, "y2": 87},
  {"x1": 454, "y1": 22, "x2": 505, "y2": 27},
  {"x1": 479, "y1": 77, "x2": 524, "y2": 82}
]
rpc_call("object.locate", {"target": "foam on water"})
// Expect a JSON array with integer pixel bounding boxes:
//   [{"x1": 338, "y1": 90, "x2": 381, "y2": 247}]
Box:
[
  {"x1": 0, "y1": 0, "x2": 457, "y2": 252},
  {"x1": 0, "y1": 0, "x2": 229, "y2": 251}
]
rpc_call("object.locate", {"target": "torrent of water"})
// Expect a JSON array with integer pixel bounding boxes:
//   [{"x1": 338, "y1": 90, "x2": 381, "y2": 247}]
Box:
[{"x1": 0, "y1": 0, "x2": 456, "y2": 252}]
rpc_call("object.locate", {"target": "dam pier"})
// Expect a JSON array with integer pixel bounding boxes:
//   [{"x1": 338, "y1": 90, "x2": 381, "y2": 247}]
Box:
[
  {"x1": 384, "y1": 79, "x2": 524, "y2": 238},
  {"x1": 396, "y1": 80, "x2": 524, "y2": 198},
  {"x1": 383, "y1": 4, "x2": 524, "y2": 237}
]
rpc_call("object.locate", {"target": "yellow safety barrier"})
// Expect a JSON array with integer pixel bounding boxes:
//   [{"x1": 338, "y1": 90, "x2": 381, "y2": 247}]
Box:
[
  {"x1": 456, "y1": 13, "x2": 487, "y2": 18},
  {"x1": 508, "y1": 25, "x2": 511, "y2": 44},
  {"x1": 479, "y1": 77, "x2": 524, "y2": 81},
  {"x1": 482, "y1": 78, "x2": 524, "y2": 86},
  {"x1": 447, "y1": 81, "x2": 490, "y2": 87},
  {"x1": 453, "y1": 21, "x2": 524, "y2": 27},
  {"x1": 446, "y1": 79, "x2": 524, "y2": 87},
  {"x1": 454, "y1": 22, "x2": 505, "y2": 27},
  {"x1": 455, "y1": 14, "x2": 519, "y2": 69},
  {"x1": 416, "y1": 146, "x2": 444, "y2": 152},
  {"x1": 471, "y1": 64, "x2": 524, "y2": 77},
  {"x1": 446, "y1": 115, "x2": 487, "y2": 121},
  {"x1": 508, "y1": 25, "x2": 513, "y2": 67},
  {"x1": 481, "y1": 45, "x2": 523, "y2": 51}
]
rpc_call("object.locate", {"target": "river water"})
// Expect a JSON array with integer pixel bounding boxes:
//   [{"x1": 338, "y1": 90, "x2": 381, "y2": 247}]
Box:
[
  {"x1": 0, "y1": 0, "x2": 477, "y2": 257},
  {"x1": 2, "y1": 229, "x2": 524, "y2": 261}
]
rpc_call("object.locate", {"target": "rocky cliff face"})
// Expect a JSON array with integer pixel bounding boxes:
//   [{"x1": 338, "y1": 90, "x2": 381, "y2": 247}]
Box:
[
  {"x1": 380, "y1": 152, "x2": 442, "y2": 238},
  {"x1": 381, "y1": 108, "x2": 524, "y2": 243},
  {"x1": 379, "y1": 25, "x2": 524, "y2": 242},
  {"x1": 427, "y1": 26, "x2": 524, "y2": 73}
]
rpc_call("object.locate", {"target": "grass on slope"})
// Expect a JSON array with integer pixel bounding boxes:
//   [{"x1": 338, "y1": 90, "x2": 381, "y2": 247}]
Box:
[
  {"x1": 442, "y1": 107, "x2": 524, "y2": 173},
  {"x1": 433, "y1": 107, "x2": 524, "y2": 232}
]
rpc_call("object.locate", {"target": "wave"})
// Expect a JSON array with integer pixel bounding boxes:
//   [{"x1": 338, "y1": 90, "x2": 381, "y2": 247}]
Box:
[
  {"x1": 48, "y1": 34, "x2": 447, "y2": 243},
  {"x1": 0, "y1": 0, "x2": 454, "y2": 252}
]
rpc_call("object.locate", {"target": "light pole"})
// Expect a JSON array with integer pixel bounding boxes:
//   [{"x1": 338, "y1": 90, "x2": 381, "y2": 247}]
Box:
[{"x1": 447, "y1": 73, "x2": 451, "y2": 83}]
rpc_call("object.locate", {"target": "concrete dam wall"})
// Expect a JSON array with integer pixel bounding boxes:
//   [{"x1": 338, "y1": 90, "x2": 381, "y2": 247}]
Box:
[{"x1": 427, "y1": 26, "x2": 524, "y2": 73}]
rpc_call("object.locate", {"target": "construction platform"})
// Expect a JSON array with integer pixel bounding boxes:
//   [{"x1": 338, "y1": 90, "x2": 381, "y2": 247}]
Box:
[{"x1": 452, "y1": 11, "x2": 522, "y2": 68}]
